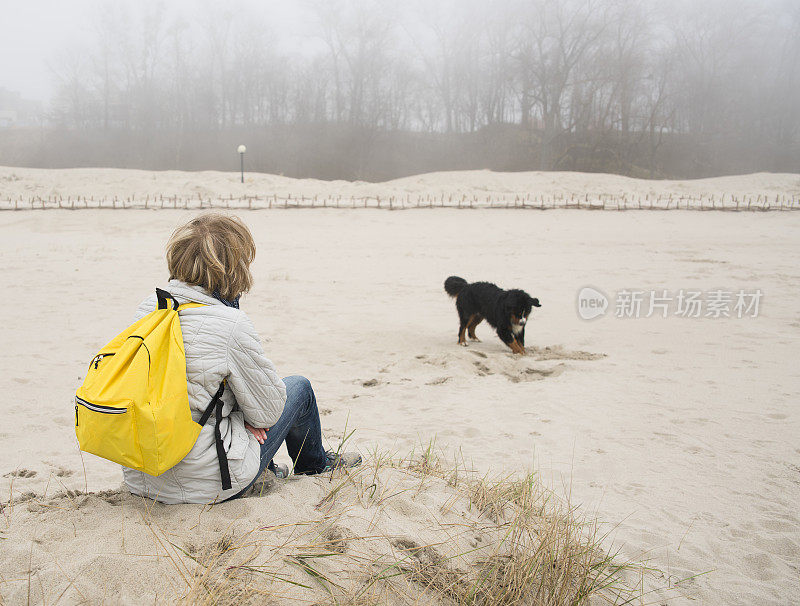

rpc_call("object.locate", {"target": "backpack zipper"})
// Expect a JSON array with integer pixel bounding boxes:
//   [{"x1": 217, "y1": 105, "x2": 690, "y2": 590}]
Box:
[
  {"x1": 89, "y1": 353, "x2": 115, "y2": 370},
  {"x1": 75, "y1": 396, "x2": 127, "y2": 414}
]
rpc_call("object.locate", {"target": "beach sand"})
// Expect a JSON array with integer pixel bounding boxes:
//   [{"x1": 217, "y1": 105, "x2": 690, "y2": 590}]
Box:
[
  {"x1": 1, "y1": 165, "x2": 798, "y2": 201},
  {"x1": 1, "y1": 168, "x2": 799, "y2": 604}
]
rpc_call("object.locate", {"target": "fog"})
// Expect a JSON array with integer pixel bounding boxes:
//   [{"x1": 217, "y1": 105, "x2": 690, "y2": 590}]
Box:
[{"x1": 1, "y1": 0, "x2": 798, "y2": 180}]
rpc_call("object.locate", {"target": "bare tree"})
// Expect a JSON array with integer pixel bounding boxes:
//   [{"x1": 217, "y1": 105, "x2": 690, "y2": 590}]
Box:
[
  {"x1": 50, "y1": 49, "x2": 95, "y2": 129},
  {"x1": 514, "y1": 0, "x2": 610, "y2": 168},
  {"x1": 312, "y1": 0, "x2": 397, "y2": 126},
  {"x1": 31, "y1": 0, "x2": 799, "y2": 178}
]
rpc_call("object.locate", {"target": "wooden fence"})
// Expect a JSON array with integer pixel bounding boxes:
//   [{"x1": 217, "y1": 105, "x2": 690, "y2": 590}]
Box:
[{"x1": 1, "y1": 192, "x2": 798, "y2": 211}]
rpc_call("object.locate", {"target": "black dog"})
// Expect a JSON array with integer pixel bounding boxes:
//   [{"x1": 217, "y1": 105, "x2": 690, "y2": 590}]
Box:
[{"x1": 444, "y1": 276, "x2": 541, "y2": 355}]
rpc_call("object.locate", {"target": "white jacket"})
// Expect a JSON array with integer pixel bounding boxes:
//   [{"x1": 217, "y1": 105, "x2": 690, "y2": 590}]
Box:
[{"x1": 122, "y1": 280, "x2": 286, "y2": 504}]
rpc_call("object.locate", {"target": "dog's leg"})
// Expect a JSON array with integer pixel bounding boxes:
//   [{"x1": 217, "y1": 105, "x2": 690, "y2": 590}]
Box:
[
  {"x1": 517, "y1": 327, "x2": 527, "y2": 354},
  {"x1": 512, "y1": 341, "x2": 524, "y2": 354},
  {"x1": 467, "y1": 315, "x2": 482, "y2": 341},
  {"x1": 458, "y1": 317, "x2": 469, "y2": 346},
  {"x1": 498, "y1": 328, "x2": 521, "y2": 354}
]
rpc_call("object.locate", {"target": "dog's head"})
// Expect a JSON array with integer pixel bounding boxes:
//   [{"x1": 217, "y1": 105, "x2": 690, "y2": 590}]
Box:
[{"x1": 506, "y1": 290, "x2": 541, "y2": 327}]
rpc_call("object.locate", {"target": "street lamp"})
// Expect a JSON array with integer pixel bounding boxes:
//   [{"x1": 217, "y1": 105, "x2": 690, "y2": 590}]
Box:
[{"x1": 237, "y1": 145, "x2": 246, "y2": 183}]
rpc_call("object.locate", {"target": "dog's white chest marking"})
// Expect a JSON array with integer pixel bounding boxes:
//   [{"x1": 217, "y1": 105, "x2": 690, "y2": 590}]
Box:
[{"x1": 512, "y1": 324, "x2": 523, "y2": 335}]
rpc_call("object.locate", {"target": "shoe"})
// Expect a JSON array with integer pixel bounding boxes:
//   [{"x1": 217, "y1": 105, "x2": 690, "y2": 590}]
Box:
[
  {"x1": 295, "y1": 450, "x2": 362, "y2": 475},
  {"x1": 323, "y1": 450, "x2": 362, "y2": 471},
  {"x1": 267, "y1": 460, "x2": 290, "y2": 479}
]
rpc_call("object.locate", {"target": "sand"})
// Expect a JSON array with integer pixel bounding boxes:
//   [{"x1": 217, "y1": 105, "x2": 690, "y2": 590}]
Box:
[
  {"x1": 0, "y1": 168, "x2": 799, "y2": 604},
  {"x1": 1, "y1": 165, "x2": 799, "y2": 201}
]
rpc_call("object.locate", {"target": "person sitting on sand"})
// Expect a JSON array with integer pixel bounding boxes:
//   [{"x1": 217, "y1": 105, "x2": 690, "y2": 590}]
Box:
[{"x1": 122, "y1": 213, "x2": 360, "y2": 504}]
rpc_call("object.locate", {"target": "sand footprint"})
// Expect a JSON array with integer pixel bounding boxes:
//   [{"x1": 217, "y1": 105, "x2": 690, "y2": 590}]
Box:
[
  {"x1": 185, "y1": 535, "x2": 237, "y2": 567},
  {"x1": 3, "y1": 468, "x2": 37, "y2": 479},
  {"x1": 504, "y1": 363, "x2": 566, "y2": 383},
  {"x1": 425, "y1": 376, "x2": 451, "y2": 385},
  {"x1": 529, "y1": 345, "x2": 606, "y2": 361},
  {"x1": 320, "y1": 525, "x2": 353, "y2": 553},
  {"x1": 392, "y1": 537, "x2": 444, "y2": 567},
  {"x1": 473, "y1": 361, "x2": 493, "y2": 376},
  {"x1": 468, "y1": 533, "x2": 484, "y2": 548}
]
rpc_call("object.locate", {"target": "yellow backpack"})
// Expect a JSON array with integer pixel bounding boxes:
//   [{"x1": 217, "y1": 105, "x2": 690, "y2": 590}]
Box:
[{"x1": 75, "y1": 288, "x2": 231, "y2": 489}]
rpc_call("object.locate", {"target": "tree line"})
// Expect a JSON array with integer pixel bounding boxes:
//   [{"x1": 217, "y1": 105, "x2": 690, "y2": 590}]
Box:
[{"x1": 3, "y1": 0, "x2": 798, "y2": 180}]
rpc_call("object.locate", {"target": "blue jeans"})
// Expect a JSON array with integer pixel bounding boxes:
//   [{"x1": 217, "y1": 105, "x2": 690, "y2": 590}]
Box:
[{"x1": 227, "y1": 375, "x2": 328, "y2": 500}]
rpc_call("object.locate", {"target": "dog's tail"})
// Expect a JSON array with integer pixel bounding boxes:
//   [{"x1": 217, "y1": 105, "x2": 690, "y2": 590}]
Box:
[{"x1": 444, "y1": 276, "x2": 468, "y2": 297}]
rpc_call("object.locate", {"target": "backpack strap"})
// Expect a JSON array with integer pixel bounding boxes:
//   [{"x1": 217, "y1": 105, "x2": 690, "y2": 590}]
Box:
[
  {"x1": 155, "y1": 288, "x2": 179, "y2": 311},
  {"x1": 153, "y1": 289, "x2": 230, "y2": 489},
  {"x1": 199, "y1": 381, "x2": 232, "y2": 491},
  {"x1": 177, "y1": 302, "x2": 204, "y2": 312}
]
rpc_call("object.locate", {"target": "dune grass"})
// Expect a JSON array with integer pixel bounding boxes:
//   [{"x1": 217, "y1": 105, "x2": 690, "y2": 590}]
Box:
[
  {"x1": 1, "y1": 442, "x2": 667, "y2": 604},
  {"x1": 0, "y1": 444, "x2": 665, "y2": 606},
  {"x1": 171, "y1": 445, "x2": 654, "y2": 605}
]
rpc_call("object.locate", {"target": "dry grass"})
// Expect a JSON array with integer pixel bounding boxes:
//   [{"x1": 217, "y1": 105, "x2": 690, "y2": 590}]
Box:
[
  {"x1": 1, "y1": 445, "x2": 671, "y2": 604},
  {"x1": 169, "y1": 446, "x2": 659, "y2": 606},
  {"x1": 0, "y1": 445, "x2": 663, "y2": 606}
]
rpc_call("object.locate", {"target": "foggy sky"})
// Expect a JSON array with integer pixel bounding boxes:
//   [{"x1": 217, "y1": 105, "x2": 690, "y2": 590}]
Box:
[
  {"x1": 1, "y1": 0, "x2": 796, "y2": 179},
  {"x1": 3, "y1": 0, "x2": 795, "y2": 105},
  {"x1": 0, "y1": 0, "x2": 313, "y2": 102}
]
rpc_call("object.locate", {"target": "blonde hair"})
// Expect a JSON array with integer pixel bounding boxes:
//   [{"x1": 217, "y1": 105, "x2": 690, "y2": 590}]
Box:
[{"x1": 166, "y1": 213, "x2": 256, "y2": 300}]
